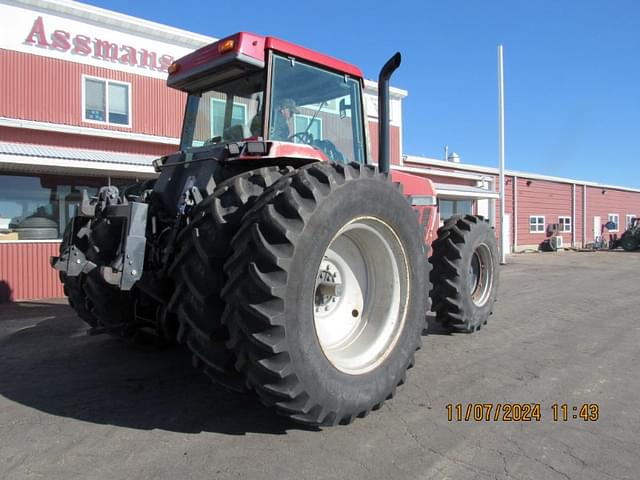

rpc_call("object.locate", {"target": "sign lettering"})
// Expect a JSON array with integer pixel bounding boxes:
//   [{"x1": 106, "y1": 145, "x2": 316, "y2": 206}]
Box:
[{"x1": 24, "y1": 16, "x2": 175, "y2": 72}]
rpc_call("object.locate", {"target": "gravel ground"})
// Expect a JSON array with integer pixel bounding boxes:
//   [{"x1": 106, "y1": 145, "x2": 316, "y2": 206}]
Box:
[{"x1": 1, "y1": 251, "x2": 639, "y2": 480}]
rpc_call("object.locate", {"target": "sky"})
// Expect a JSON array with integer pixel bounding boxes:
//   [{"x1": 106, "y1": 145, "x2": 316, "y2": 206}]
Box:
[{"x1": 83, "y1": 0, "x2": 640, "y2": 188}]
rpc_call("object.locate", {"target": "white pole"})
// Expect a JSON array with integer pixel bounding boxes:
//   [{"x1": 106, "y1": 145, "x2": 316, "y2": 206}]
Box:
[
  {"x1": 498, "y1": 45, "x2": 507, "y2": 265},
  {"x1": 572, "y1": 183, "x2": 576, "y2": 248},
  {"x1": 513, "y1": 175, "x2": 518, "y2": 251},
  {"x1": 582, "y1": 184, "x2": 587, "y2": 248}
]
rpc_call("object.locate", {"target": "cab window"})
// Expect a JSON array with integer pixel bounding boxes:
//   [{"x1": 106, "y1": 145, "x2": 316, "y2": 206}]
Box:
[
  {"x1": 180, "y1": 71, "x2": 264, "y2": 149},
  {"x1": 269, "y1": 54, "x2": 366, "y2": 164}
]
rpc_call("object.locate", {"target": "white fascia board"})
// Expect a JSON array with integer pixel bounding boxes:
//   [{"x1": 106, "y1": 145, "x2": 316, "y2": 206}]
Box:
[
  {"x1": 0, "y1": 117, "x2": 180, "y2": 145},
  {"x1": 404, "y1": 155, "x2": 501, "y2": 175},
  {"x1": 0, "y1": 153, "x2": 156, "y2": 175},
  {"x1": 404, "y1": 154, "x2": 640, "y2": 193},
  {"x1": 363, "y1": 79, "x2": 408, "y2": 99},
  {"x1": 391, "y1": 164, "x2": 490, "y2": 182},
  {"x1": 10, "y1": 0, "x2": 215, "y2": 47},
  {"x1": 434, "y1": 183, "x2": 499, "y2": 200}
]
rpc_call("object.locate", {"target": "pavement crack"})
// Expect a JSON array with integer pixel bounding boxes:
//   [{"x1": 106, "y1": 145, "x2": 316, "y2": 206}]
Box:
[
  {"x1": 540, "y1": 461, "x2": 571, "y2": 480},
  {"x1": 497, "y1": 450, "x2": 516, "y2": 480}
]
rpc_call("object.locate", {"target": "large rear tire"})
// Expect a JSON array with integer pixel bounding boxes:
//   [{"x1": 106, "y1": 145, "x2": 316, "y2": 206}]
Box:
[
  {"x1": 430, "y1": 214, "x2": 499, "y2": 332},
  {"x1": 169, "y1": 167, "x2": 288, "y2": 390},
  {"x1": 222, "y1": 162, "x2": 428, "y2": 426}
]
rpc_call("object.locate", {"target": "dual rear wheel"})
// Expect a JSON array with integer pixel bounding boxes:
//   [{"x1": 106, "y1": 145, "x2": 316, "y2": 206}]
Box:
[
  {"x1": 173, "y1": 162, "x2": 428, "y2": 425},
  {"x1": 173, "y1": 163, "x2": 499, "y2": 426}
]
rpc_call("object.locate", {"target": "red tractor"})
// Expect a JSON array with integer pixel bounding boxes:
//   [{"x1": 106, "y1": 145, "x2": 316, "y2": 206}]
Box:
[{"x1": 52, "y1": 33, "x2": 499, "y2": 426}]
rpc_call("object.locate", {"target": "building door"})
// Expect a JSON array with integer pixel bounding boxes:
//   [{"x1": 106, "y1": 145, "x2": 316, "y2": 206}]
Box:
[{"x1": 593, "y1": 216, "x2": 601, "y2": 240}]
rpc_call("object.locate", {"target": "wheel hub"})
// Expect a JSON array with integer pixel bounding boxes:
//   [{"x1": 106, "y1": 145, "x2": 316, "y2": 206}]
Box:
[{"x1": 315, "y1": 260, "x2": 343, "y2": 314}]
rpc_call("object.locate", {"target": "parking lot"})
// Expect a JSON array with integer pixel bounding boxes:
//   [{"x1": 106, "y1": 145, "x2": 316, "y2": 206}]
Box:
[{"x1": 0, "y1": 251, "x2": 639, "y2": 480}]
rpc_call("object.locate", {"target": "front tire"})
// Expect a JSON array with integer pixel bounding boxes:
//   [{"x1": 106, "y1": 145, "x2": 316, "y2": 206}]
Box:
[
  {"x1": 222, "y1": 162, "x2": 429, "y2": 426},
  {"x1": 430, "y1": 214, "x2": 499, "y2": 332}
]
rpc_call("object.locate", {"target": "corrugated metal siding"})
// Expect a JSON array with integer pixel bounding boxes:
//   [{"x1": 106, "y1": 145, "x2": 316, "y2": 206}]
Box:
[
  {"x1": 0, "y1": 243, "x2": 64, "y2": 300},
  {"x1": 504, "y1": 176, "x2": 514, "y2": 248},
  {"x1": 586, "y1": 186, "x2": 640, "y2": 242},
  {"x1": 368, "y1": 122, "x2": 401, "y2": 166},
  {"x1": 0, "y1": 49, "x2": 185, "y2": 138},
  {"x1": 492, "y1": 175, "x2": 510, "y2": 249},
  {"x1": 575, "y1": 185, "x2": 584, "y2": 245},
  {"x1": 0, "y1": 126, "x2": 177, "y2": 156},
  {"x1": 517, "y1": 178, "x2": 573, "y2": 247},
  {"x1": 429, "y1": 174, "x2": 480, "y2": 187}
]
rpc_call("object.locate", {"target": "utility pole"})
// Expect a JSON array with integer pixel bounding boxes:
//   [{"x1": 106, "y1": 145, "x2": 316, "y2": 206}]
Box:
[{"x1": 497, "y1": 44, "x2": 507, "y2": 265}]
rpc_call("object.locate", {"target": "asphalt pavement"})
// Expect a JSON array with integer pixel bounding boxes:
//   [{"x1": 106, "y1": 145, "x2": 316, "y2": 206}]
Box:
[{"x1": 0, "y1": 251, "x2": 639, "y2": 480}]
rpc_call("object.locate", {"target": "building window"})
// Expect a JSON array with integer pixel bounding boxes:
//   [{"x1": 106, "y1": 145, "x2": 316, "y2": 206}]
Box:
[
  {"x1": 529, "y1": 215, "x2": 545, "y2": 233},
  {"x1": 0, "y1": 173, "x2": 132, "y2": 241},
  {"x1": 608, "y1": 213, "x2": 619, "y2": 232},
  {"x1": 293, "y1": 114, "x2": 323, "y2": 143},
  {"x1": 626, "y1": 214, "x2": 637, "y2": 230},
  {"x1": 558, "y1": 216, "x2": 572, "y2": 233},
  {"x1": 83, "y1": 76, "x2": 131, "y2": 126},
  {"x1": 211, "y1": 98, "x2": 247, "y2": 139}
]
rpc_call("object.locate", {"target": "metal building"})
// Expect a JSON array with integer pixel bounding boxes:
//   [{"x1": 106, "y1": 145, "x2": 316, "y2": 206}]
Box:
[
  {"x1": 1, "y1": 0, "x2": 638, "y2": 301},
  {"x1": 398, "y1": 155, "x2": 640, "y2": 253}
]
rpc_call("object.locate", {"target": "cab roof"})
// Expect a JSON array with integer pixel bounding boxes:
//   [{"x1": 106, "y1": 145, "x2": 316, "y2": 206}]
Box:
[
  {"x1": 265, "y1": 35, "x2": 363, "y2": 78},
  {"x1": 168, "y1": 32, "x2": 364, "y2": 90}
]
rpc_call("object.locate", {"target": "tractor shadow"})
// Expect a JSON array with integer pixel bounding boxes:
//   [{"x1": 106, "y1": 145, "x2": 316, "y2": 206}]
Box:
[{"x1": 0, "y1": 301, "x2": 314, "y2": 436}]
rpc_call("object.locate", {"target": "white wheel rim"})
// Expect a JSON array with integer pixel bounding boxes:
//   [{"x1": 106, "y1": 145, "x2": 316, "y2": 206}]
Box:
[
  {"x1": 313, "y1": 216, "x2": 410, "y2": 375},
  {"x1": 469, "y1": 243, "x2": 494, "y2": 307}
]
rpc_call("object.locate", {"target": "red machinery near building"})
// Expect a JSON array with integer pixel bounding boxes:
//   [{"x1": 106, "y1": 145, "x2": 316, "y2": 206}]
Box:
[{"x1": 52, "y1": 32, "x2": 500, "y2": 426}]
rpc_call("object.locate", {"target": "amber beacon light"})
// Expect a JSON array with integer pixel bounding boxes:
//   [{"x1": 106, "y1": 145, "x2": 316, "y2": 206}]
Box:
[
  {"x1": 167, "y1": 62, "x2": 179, "y2": 74},
  {"x1": 218, "y1": 38, "x2": 235, "y2": 53}
]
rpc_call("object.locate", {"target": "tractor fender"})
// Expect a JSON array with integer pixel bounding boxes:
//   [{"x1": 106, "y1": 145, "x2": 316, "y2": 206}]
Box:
[{"x1": 390, "y1": 169, "x2": 438, "y2": 249}]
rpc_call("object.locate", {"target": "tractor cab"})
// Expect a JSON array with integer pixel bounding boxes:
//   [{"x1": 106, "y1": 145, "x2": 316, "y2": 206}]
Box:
[{"x1": 167, "y1": 33, "x2": 367, "y2": 164}]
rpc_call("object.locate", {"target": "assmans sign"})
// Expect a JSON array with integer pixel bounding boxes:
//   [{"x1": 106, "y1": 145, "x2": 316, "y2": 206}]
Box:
[{"x1": 24, "y1": 16, "x2": 175, "y2": 73}]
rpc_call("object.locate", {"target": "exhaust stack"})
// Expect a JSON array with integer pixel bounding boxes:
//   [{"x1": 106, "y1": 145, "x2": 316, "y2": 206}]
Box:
[{"x1": 377, "y1": 52, "x2": 401, "y2": 174}]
